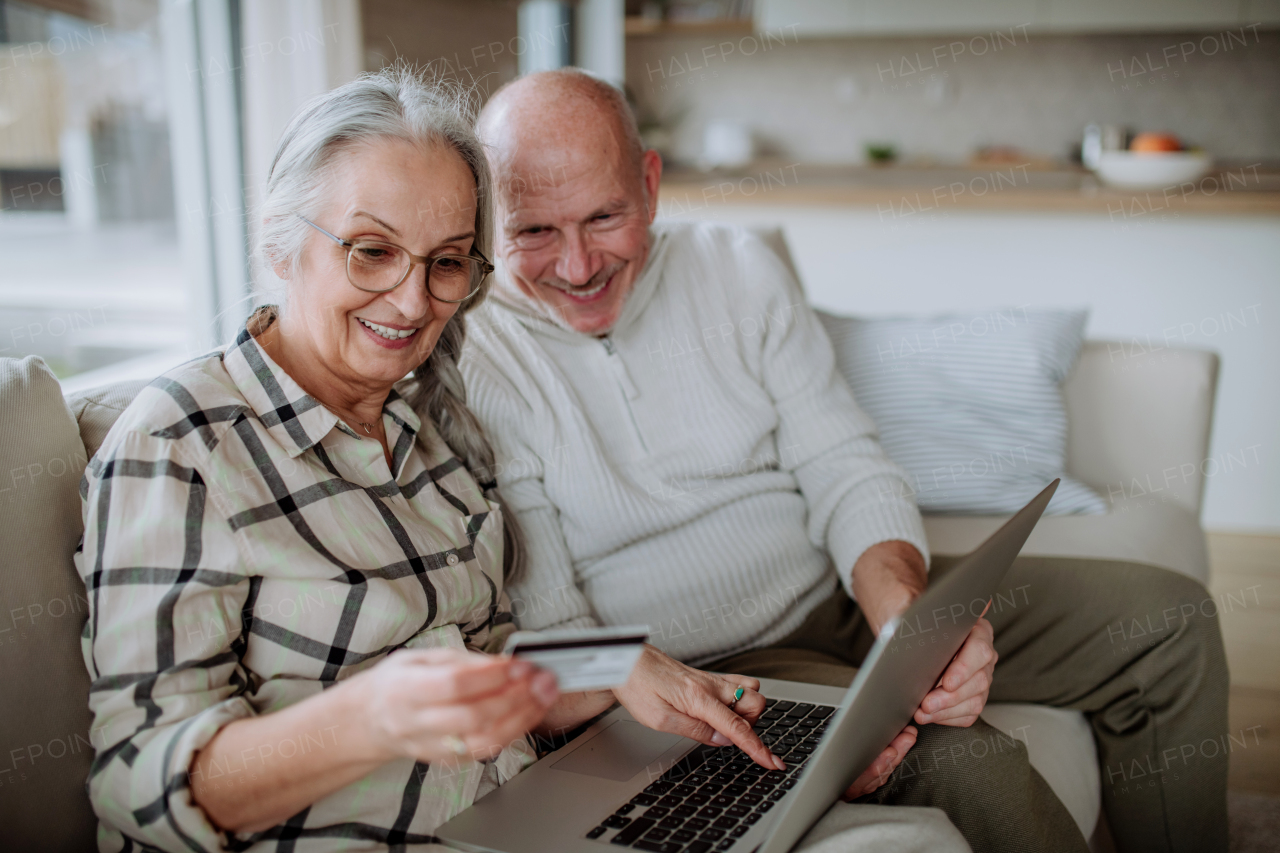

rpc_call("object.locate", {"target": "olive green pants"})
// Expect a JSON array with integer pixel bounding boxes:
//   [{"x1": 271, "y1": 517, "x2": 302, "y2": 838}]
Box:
[{"x1": 706, "y1": 557, "x2": 1229, "y2": 853}]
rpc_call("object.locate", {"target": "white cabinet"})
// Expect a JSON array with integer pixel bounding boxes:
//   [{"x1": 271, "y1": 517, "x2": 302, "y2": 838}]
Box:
[
  {"x1": 756, "y1": 0, "x2": 1272, "y2": 35},
  {"x1": 864, "y1": 0, "x2": 1034, "y2": 32},
  {"x1": 756, "y1": 0, "x2": 866, "y2": 35},
  {"x1": 757, "y1": 0, "x2": 1033, "y2": 36},
  {"x1": 1043, "y1": 0, "x2": 1241, "y2": 31}
]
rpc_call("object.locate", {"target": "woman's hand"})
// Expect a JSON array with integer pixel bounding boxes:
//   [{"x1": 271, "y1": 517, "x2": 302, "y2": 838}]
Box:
[
  {"x1": 360, "y1": 647, "x2": 560, "y2": 764},
  {"x1": 612, "y1": 645, "x2": 784, "y2": 771},
  {"x1": 192, "y1": 647, "x2": 557, "y2": 833}
]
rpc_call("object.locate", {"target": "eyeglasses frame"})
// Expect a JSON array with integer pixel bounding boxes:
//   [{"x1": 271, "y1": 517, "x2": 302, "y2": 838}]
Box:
[{"x1": 297, "y1": 215, "x2": 494, "y2": 304}]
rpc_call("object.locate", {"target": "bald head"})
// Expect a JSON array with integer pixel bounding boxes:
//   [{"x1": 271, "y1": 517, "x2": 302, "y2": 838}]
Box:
[
  {"x1": 478, "y1": 69, "x2": 644, "y2": 184},
  {"x1": 474, "y1": 68, "x2": 662, "y2": 336}
]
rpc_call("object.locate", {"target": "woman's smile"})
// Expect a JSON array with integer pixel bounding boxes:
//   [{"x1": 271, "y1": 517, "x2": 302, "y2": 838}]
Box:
[{"x1": 356, "y1": 316, "x2": 420, "y2": 348}]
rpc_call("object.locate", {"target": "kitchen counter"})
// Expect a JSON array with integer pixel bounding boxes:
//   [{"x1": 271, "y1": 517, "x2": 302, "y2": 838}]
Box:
[{"x1": 657, "y1": 161, "x2": 1280, "y2": 217}]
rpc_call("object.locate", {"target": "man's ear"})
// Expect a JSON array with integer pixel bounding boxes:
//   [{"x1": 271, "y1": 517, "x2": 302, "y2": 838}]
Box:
[{"x1": 641, "y1": 149, "x2": 663, "y2": 224}]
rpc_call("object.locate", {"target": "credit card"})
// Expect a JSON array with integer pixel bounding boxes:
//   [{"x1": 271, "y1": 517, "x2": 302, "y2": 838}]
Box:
[{"x1": 503, "y1": 625, "x2": 649, "y2": 692}]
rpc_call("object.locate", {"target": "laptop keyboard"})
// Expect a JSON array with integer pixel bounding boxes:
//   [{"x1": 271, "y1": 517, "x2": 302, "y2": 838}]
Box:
[{"x1": 584, "y1": 698, "x2": 837, "y2": 852}]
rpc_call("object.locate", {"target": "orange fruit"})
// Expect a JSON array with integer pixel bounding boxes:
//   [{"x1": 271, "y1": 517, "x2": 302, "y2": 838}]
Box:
[{"x1": 1130, "y1": 132, "x2": 1182, "y2": 153}]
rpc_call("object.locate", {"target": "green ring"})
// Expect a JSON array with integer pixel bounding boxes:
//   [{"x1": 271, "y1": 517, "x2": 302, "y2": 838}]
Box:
[{"x1": 733, "y1": 687, "x2": 745, "y2": 702}]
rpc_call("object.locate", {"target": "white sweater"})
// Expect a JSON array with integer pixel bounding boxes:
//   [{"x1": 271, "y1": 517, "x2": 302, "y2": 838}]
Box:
[{"x1": 460, "y1": 221, "x2": 929, "y2": 665}]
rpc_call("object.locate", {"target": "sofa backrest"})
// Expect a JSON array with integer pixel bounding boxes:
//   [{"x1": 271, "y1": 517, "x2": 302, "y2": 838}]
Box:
[
  {"x1": 66, "y1": 379, "x2": 150, "y2": 460},
  {"x1": 0, "y1": 357, "x2": 99, "y2": 852},
  {"x1": 1063, "y1": 341, "x2": 1218, "y2": 517}
]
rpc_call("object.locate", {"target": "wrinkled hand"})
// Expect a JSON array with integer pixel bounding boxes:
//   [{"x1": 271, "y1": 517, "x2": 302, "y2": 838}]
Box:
[
  {"x1": 842, "y1": 725, "x2": 918, "y2": 800},
  {"x1": 360, "y1": 648, "x2": 559, "y2": 764},
  {"x1": 612, "y1": 645, "x2": 785, "y2": 771},
  {"x1": 914, "y1": 616, "x2": 997, "y2": 727},
  {"x1": 842, "y1": 618, "x2": 996, "y2": 798}
]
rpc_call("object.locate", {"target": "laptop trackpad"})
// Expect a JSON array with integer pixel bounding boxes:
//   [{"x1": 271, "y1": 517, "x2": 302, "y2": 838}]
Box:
[{"x1": 551, "y1": 720, "x2": 685, "y2": 782}]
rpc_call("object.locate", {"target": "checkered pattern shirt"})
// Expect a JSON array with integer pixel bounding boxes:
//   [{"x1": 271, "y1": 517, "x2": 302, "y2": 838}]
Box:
[{"x1": 75, "y1": 325, "x2": 530, "y2": 853}]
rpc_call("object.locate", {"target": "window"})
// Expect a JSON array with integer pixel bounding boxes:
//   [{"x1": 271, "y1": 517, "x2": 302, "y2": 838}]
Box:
[{"x1": 0, "y1": 0, "x2": 188, "y2": 383}]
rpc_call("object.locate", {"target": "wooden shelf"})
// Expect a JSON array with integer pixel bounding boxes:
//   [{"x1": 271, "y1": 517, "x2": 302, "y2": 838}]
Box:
[
  {"x1": 624, "y1": 16, "x2": 755, "y2": 37},
  {"x1": 657, "y1": 163, "x2": 1280, "y2": 217}
]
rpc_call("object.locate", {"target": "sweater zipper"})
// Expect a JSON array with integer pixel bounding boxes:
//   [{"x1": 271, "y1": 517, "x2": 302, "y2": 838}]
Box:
[{"x1": 601, "y1": 337, "x2": 648, "y2": 452}]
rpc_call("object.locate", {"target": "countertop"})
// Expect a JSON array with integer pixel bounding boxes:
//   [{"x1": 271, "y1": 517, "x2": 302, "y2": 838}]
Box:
[{"x1": 657, "y1": 161, "x2": 1280, "y2": 217}]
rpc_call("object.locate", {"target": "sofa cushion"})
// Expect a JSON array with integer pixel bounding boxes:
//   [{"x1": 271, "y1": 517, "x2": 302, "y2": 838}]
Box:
[
  {"x1": 0, "y1": 357, "x2": 98, "y2": 852},
  {"x1": 65, "y1": 379, "x2": 149, "y2": 460},
  {"x1": 817, "y1": 308, "x2": 1108, "y2": 516}
]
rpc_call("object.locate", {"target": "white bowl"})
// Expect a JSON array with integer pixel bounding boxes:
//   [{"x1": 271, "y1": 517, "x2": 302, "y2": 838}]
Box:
[{"x1": 1093, "y1": 151, "x2": 1212, "y2": 190}]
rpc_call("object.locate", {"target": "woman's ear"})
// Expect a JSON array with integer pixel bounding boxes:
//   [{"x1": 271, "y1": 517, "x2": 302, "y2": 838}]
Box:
[{"x1": 263, "y1": 218, "x2": 293, "y2": 280}]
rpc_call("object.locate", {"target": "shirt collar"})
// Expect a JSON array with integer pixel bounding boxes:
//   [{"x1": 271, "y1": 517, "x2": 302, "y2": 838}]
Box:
[
  {"x1": 222, "y1": 321, "x2": 423, "y2": 459},
  {"x1": 222, "y1": 325, "x2": 341, "y2": 457}
]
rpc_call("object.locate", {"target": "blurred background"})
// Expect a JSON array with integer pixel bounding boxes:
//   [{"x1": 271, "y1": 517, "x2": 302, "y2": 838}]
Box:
[
  {"x1": 0, "y1": 0, "x2": 1276, "y2": 814},
  {"x1": 0, "y1": 1, "x2": 1275, "y2": 525}
]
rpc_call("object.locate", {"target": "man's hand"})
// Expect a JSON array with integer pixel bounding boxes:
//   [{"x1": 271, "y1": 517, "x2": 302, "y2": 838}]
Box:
[
  {"x1": 612, "y1": 645, "x2": 785, "y2": 771},
  {"x1": 852, "y1": 541, "x2": 997, "y2": 727},
  {"x1": 850, "y1": 540, "x2": 928, "y2": 636},
  {"x1": 846, "y1": 540, "x2": 997, "y2": 797},
  {"x1": 841, "y1": 725, "x2": 917, "y2": 800},
  {"x1": 914, "y1": 615, "x2": 997, "y2": 727}
]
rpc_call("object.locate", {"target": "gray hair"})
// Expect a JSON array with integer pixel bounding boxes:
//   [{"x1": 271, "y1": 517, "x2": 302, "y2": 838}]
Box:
[{"x1": 254, "y1": 64, "x2": 524, "y2": 582}]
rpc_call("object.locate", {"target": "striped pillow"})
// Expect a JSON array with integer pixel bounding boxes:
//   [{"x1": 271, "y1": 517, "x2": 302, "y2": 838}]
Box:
[{"x1": 817, "y1": 308, "x2": 1106, "y2": 515}]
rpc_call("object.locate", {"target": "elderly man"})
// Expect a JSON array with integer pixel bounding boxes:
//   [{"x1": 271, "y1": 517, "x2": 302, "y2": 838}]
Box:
[{"x1": 459, "y1": 69, "x2": 1228, "y2": 853}]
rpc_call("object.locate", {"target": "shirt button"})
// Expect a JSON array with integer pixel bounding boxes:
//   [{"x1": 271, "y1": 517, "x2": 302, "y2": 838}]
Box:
[{"x1": 446, "y1": 553, "x2": 460, "y2": 566}]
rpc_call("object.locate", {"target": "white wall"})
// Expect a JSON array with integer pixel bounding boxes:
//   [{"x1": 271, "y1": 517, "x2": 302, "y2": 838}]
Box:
[{"x1": 660, "y1": 204, "x2": 1280, "y2": 532}]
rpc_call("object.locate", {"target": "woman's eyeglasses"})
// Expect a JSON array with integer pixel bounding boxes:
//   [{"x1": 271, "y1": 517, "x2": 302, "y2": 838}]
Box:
[{"x1": 297, "y1": 215, "x2": 493, "y2": 303}]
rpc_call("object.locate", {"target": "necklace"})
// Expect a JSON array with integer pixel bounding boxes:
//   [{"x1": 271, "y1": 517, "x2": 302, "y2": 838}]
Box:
[{"x1": 356, "y1": 421, "x2": 375, "y2": 435}]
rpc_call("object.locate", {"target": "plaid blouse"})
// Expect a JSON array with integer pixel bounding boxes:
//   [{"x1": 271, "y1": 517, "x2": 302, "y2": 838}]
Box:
[{"x1": 75, "y1": 325, "x2": 531, "y2": 853}]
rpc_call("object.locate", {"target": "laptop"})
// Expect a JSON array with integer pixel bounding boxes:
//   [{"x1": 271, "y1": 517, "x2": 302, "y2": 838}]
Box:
[{"x1": 438, "y1": 479, "x2": 1059, "y2": 853}]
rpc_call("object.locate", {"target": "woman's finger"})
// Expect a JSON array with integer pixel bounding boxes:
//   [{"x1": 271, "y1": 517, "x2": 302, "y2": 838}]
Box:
[
  {"x1": 483, "y1": 688, "x2": 558, "y2": 750},
  {"x1": 613, "y1": 649, "x2": 779, "y2": 768},
  {"x1": 410, "y1": 668, "x2": 547, "y2": 738},
  {"x1": 712, "y1": 676, "x2": 766, "y2": 723},
  {"x1": 688, "y1": 689, "x2": 782, "y2": 771},
  {"x1": 397, "y1": 655, "x2": 522, "y2": 706},
  {"x1": 713, "y1": 673, "x2": 762, "y2": 694},
  {"x1": 450, "y1": 700, "x2": 553, "y2": 761}
]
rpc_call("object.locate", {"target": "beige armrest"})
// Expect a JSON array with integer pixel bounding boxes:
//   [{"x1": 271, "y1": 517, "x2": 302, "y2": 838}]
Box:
[{"x1": 1062, "y1": 341, "x2": 1219, "y2": 517}]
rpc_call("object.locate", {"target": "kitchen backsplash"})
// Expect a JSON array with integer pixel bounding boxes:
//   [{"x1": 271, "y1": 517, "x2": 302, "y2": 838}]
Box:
[{"x1": 625, "y1": 28, "x2": 1280, "y2": 165}]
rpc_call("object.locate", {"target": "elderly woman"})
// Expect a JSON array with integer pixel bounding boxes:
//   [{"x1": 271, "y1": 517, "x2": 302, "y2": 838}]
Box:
[{"x1": 75, "y1": 68, "x2": 593, "y2": 852}]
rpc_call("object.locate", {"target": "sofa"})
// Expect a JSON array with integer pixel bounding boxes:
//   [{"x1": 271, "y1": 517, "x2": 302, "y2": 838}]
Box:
[{"x1": 0, "y1": 288, "x2": 1218, "y2": 850}]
